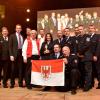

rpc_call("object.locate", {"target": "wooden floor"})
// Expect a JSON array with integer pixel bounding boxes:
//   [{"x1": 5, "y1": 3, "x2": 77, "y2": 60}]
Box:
[{"x1": 0, "y1": 80, "x2": 100, "y2": 100}]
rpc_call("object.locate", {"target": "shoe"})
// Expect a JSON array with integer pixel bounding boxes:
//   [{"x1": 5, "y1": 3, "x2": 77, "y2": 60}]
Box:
[
  {"x1": 96, "y1": 86, "x2": 100, "y2": 89},
  {"x1": 96, "y1": 82, "x2": 100, "y2": 89},
  {"x1": 27, "y1": 86, "x2": 32, "y2": 90},
  {"x1": 83, "y1": 87, "x2": 91, "y2": 92},
  {"x1": 71, "y1": 89, "x2": 76, "y2": 95},
  {"x1": 79, "y1": 85, "x2": 84, "y2": 89},
  {"x1": 43, "y1": 86, "x2": 51, "y2": 91},
  {"x1": 3, "y1": 85, "x2": 8, "y2": 88},
  {"x1": 10, "y1": 85, "x2": 14, "y2": 88},
  {"x1": 19, "y1": 84, "x2": 23, "y2": 88}
]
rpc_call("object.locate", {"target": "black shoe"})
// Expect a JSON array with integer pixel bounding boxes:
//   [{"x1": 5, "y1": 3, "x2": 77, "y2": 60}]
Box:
[
  {"x1": 96, "y1": 86, "x2": 100, "y2": 89},
  {"x1": 19, "y1": 84, "x2": 23, "y2": 88},
  {"x1": 83, "y1": 87, "x2": 91, "y2": 92},
  {"x1": 27, "y1": 86, "x2": 32, "y2": 90},
  {"x1": 79, "y1": 85, "x2": 84, "y2": 89},
  {"x1": 43, "y1": 86, "x2": 51, "y2": 91},
  {"x1": 71, "y1": 89, "x2": 76, "y2": 95},
  {"x1": 10, "y1": 85, "x2": 14, "y2": 88},
  {"x1": 96, "y1": 82, "x2": 100, "y2": 89},
  {"x1": 3, "y1": 85, "x2": 8, "y2": 88}
]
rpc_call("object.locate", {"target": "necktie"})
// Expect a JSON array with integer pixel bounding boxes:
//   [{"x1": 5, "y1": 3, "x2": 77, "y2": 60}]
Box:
[
  {"x1": 59, "y1": 38, "x2": 61, "y2": 43},
  {"x1": 55, "y1": 53, "x2": 57, "y2": 59},
  {"x1": 4, "y1": 37, "x2": 7, "y2": 41},
  {"x1": 18, "y1": 33, "x2": 21, "y2": 49}
]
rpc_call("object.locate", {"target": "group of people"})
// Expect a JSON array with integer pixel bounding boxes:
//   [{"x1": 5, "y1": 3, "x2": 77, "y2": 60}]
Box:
[
  {"x1": 37, "y1": 11, "x2": 100, "y2": 33},
  {"x1": 0, "y1": 24, "x2": 100, "y2": 95}
]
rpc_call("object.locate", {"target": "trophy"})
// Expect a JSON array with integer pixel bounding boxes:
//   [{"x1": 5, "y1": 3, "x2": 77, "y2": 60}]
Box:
[{"x1": 45, "y1": 44, "x2": 48, "y2": 51}]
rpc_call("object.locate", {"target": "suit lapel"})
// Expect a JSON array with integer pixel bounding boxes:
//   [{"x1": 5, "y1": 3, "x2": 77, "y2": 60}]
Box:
[
  {"x1": 14, "y1": 33, "x2": 18, "y2": 47},
  {"x1": 58, "y1": 53, "x2": 63, "y2": 59}
]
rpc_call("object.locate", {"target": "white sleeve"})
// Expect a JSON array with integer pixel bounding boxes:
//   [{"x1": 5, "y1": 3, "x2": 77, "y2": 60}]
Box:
[{"x1": 22, "y1": 39, "x2": 28, "y2": 60}]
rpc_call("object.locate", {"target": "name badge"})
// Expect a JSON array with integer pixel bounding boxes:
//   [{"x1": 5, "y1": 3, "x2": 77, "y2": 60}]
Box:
[
  {"x1": 86, "y1": 37, "x2": 90, "y2": 42},
  {"x1": 0, "y1": 40, "x2": 3, "y2": 43}
]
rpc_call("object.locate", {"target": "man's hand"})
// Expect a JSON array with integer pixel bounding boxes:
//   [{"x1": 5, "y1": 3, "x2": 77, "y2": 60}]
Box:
[
  {"x1": 10, "y1": 56, "x2": 14, "y2": 61},
  {"x1": 63, "y1": 58, "x2": 68, "y2": 64},
  {"x1": 23, "y1": 59, "x2": 27, "y2": 63},
  {"x1": 93, "y1": 56, "x2": 97, "y2": 62}
]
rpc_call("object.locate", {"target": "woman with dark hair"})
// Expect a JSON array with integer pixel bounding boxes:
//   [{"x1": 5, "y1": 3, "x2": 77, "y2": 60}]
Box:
[{"x1": 40, "y1": 33, "x2": 53, "y2": 60}]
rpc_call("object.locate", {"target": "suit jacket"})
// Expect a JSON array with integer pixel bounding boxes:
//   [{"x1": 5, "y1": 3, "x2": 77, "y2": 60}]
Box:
[
  {"x1": 50, "y1": 52, "x2": 63, "y2": 60},
  {"x1": 78, "y1": 34, "x2": 98, "y2": 61},
  {"x1": 95, "y1": 34, "x2": 100, "y2": 57},
  {"x1": 53, "y1": 38, "x2": 66, "y2": 48},
  {"x1": 0, "y1": 36, "x2": 9, "y2": 60},
  {"x1": 62, "y1": 54, "x2": 79, "y2": 71},
  {"x1": 65, "y1": 36, "x2": 77, "y2": 54},
  {"x1": 9, "y1": 33, "x2": 23, "y2": 58},
  {"x1": 90, "y1": 34, "x2": 99, "y2": 56}
]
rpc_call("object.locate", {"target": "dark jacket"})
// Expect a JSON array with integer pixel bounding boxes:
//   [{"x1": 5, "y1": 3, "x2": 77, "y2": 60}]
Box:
[
  {"x1": 0, "y1": 36, "x2": 9, "y2": 60},
  {"x1": 9, "y1": 33, "x2": 23, "y2": 58},
  {"x1": 95, "y1": 34, "x2": 100, "y2": 57},
  {"x1": 40, "y1": 41, "x2": 53, "y2": 60},
  {"x1": 50, "y1": 52, "x2": 63, "y2": 59},
  {"x1": 53, "y1": 38, "x2": 66, "y2": 48},
  {"x1": 78, "y1": 34, "x2": 96, "y2": 62},
  {"x1": 65, "y1": 36, "x2": 77, "y2": 54},
  {"x1": 62, "y1": 54, "x2": 79, "y2": 71}
]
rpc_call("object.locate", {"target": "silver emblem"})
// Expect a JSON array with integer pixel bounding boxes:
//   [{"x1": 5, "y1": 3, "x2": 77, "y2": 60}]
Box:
[{"x1": 86, "y1": 37, "x2": 90, "y2": 42}]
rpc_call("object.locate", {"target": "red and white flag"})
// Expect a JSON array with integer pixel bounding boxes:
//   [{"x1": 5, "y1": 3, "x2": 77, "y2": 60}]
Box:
[{"x1": 31, "y1": 59, "x2": 65, "y2": 86}]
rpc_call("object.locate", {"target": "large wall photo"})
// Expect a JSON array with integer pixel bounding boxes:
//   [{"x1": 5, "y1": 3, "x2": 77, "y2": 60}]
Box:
[{"x1": 37, "y1": 7, "x2": 100, "y2": 33}]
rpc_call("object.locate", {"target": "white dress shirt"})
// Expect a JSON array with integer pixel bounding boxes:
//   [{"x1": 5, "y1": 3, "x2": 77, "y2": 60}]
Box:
[
  {"x1": 22, "y1": 38, "x2": 39, "y2": 60},
  {"x1": 3, "y1": 36, "x2": 8, "y2": 41}
]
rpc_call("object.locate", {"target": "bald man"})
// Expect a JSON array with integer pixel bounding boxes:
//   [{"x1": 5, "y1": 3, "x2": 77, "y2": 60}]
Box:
[{"x1": 61, "y1": 46, "x2": 80, "y2": 94}]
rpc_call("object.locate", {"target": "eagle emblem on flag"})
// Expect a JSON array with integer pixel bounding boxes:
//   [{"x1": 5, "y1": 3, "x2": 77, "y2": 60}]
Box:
[{"x1": 41, "y1": 65, "x2": 51, "y2": 80}]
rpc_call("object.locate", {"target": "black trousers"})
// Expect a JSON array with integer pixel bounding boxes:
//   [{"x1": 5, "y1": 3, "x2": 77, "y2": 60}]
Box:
[
  {"x1": 96, "y1": 57, "x2": 100, "y2": 86},
  {"x1": 10, "y1": 50, "x2": 24, "y2": 86},
  {"x1": 0, "y1": 60, "x2": 9, "y2": 85},
  {"x1": 84, "y1": 61, "x2": 92, "y2": 88},
  {"x1": 56, "y1": 68, "x2": 80, "y2": 92},
  {"x1": 70, "y1": 68, "x2": 80, "y2": 89},
  {"x1": 25, "y1": 55, "x2": 40, "y2": 87},
  {"x1": 0, "y1": 60, "x2": 2, "y2": 82},
  {"x1": 78, "y1": 59, "x2": 85, "y2": 88}
]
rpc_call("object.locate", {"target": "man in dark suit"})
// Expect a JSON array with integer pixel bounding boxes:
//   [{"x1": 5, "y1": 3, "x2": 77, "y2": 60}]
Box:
[
  {"x1": 76, "y1": 25, "x2": 86, "y2": 89},
  {"x1": 0, "y1": 27, "x2": 10, "y2": 88},
  {"x1": 78, "y1": 25, "x2": 99, "y2": 91},
  {"x1": 53, "y1": 30, "x2": 66, "y2": 48},
  {"x1": 88, "y1": 25, "x2": 100, "y2": 89},
  {"x1": 9, "y1": 24, "x2": 24, "y2": 88},
  {"x1": 88, "y1": 25, "x2": 99, "y2": 88},
  {"x1": 50, "y1": 43, "x2": 62, "y2": 59},
  {"x1": 62, "y1": 46, "x2": 80, "y2": 95},
  {"x1": 43, "y1": 44, "x2": 62, "y2": 91},
  {"x1": 95, "y1": 35, "x2": 100, "y2": 89},
  {"x1": 65, "y1": 30, "x2": 77, "y2": 55}
]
